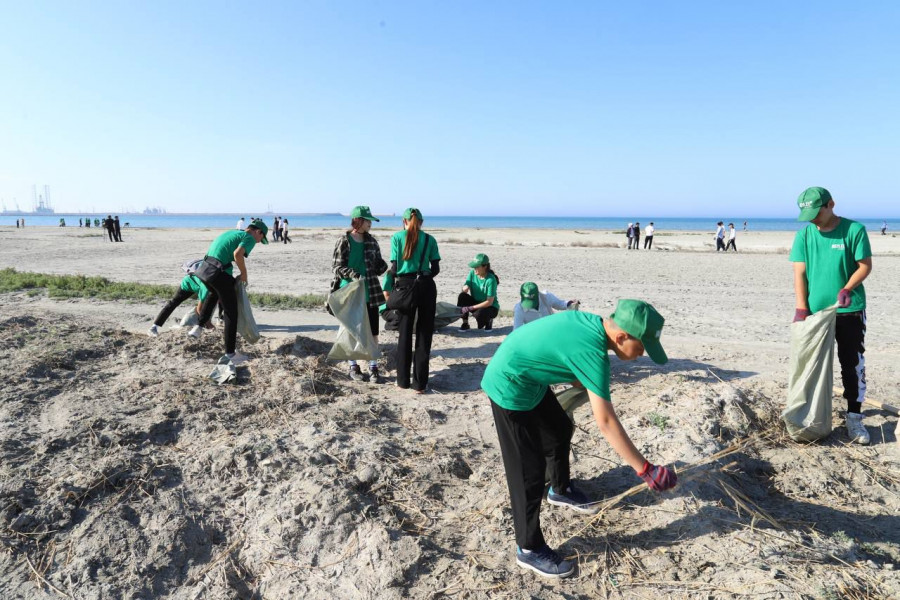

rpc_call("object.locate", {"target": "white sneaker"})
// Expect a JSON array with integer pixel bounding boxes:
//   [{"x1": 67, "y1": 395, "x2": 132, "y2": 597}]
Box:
[
  {"x1": 226, "y1": 352, "x2": 250, "y2": 366},
  {"x1": 846, "y1": 412, "x2": 870, "y2": 445},
  {"x1": 148, "y1": 324, "x2": 159, "y2": 337},
  {"x1": 187, "y1": 325, "x2": 202, "y2": 339}
]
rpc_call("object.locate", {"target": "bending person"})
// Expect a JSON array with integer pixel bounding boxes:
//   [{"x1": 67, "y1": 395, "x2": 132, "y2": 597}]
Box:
[
  {"x1": 457, "y1": 253, "x2": 500, "y2": 331},
  {"x1": 513, "y1": 282, "x2": 579, "y2": 330},
  {"x1": 192, "y1": 219, "x2": 268, "y2": 364},
  {"x1": 387, "y1": 208, "x2": 440, "y2": 393},
  {"x1": 149, "y1": 272, "x2": 213, "y2": 336},
  {"x1": 330, "y1": 206, "x2": 388, "y2": 383}
]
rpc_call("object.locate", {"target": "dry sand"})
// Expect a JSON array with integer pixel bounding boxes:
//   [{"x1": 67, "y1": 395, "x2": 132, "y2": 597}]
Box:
[{"x1": 1, "y1": 225, "x2": 899, "y2": 599}]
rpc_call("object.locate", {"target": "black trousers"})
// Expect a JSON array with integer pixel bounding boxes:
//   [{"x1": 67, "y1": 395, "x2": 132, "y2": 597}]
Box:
[
  {"x1": 457, "y1": 292, "x2": 499, "y2": 328},
  {"x1": 716, "y1": 238, "x2": 726, "y2": 251},
  {"x1": 154, "y1": 288, "x2": 194, "y2": 327},
  {"x1": 836, "y1": 311, "x2": 866, "y2": 414},
  {"x1": 198, "y1": 271, "x2": 239, "y2": 354},
  {"x1": 632, "y1": 235, "x2": 640, "y2": 249},
  {"x1": 491, "y1": 387, "x2": 573, "y2": 550},
  {"x1": 107, "y1": 228, "x2": 115, "y2": 242},
  {"x1": 644, "y1": 236, "x2": 653, "y2": 249},
  {"x1": 725, "y1": 239, "x2": 736, "y2": 251},
  {"x1": 396, "y1": 276, "x2": 437, "y2": 391}
]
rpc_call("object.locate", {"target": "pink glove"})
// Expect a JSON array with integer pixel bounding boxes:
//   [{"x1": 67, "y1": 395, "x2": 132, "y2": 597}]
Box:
[
  {"x1": 837, "y1": 289, "x2": 851, "y2": 308},
  {"x1": 793, "y1": 309, "x2": 811, "y2": 323},
  {"x1": 637, "y1": 461, "x2": 677, "y2": 492}
]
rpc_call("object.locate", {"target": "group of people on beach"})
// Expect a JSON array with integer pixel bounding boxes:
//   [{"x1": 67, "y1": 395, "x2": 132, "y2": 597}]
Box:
[
  {"x1": 625, "y1": 221, "x2": 655, "y2": 249},
  {"x1": 144, "y1": 185, "x2": 873, "y2": 579},
  {"x1": 715, "y1": 221, "x2": 737, "y2": 251}
]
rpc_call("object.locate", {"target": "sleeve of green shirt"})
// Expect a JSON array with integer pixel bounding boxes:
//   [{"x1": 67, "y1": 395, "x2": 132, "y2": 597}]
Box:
[
  {"x1": 428, "y1": 235, "x2": 441, "y2": 261},
  {"x1": 239, "y1": 234, "x2": 256, "y2": 257},
  {"x1": 564, "y1": 351, "x2": 611, "y2": 401},
  {"x1": 853, "y1": 226, "x2": 872, "y2": 261},
  {"x1": 788, "y1": 229, "x2": 806, "y2": 262},
  {"x1": 484, "y1": 276, "x2": 497, "y2": 298}
]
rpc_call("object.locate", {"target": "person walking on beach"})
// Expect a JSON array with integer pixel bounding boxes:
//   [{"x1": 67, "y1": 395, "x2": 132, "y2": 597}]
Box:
[
  {"x1": 190, "y1": 219, "x2": 269, "y2": 364},
  {"x1": 236, "y1": 217, "x2": 245, "y2": 230},
  {"x1": 513, "y1": 282, "x2": 579, "y2": 330},
  {"x1": 331, "y1": 206, "x2": 389, "y2": 383},
  {"x1": 715, "y1": 221, "x2": 726, "y2": 251},
  {"x1": 725, "y1": 223, "x2": 737, "y2": 251},
  {"x1": 386, "y1": 208, "x2": 441, "y2": 393},
  {"x1": 272, "y1": 216, "x2": 281, "y2": 242},
  {"x1": 632, "y1": 222, "x2": 641, "y2": 249},
  {"x1": 626, "y1": 223, "x2": 634, "y2": 249},
  {"x1": 482, "y1": 301, "x2": 677, "y2": 578},
  {"x1": 882, "y1": 220, "x2": 888, "y2": 236},
  {"x1": 643, "y1": 222, "x2": 655, "y2": 249},
  {"x1": 280, "y1": 218, "x2": 291, "y2": 243},
  {"x1": 791, "y1": 186, "x2": 873, "y2": 444},
  {"x1": 113, "y1": 216, "x2": 123, "y2": 242},
  {"x1": 148, "y1": 272, "x2": 212, "y2": 337},
  {"x1": 743, "y1": 220, "x2": 748, "y2": 231},
  {"x1": 103, "y1": 215, "x2": 114, "y2": 242},
  {"x1": 458, "y1": 253, "x2": 500, "y2": 331}
]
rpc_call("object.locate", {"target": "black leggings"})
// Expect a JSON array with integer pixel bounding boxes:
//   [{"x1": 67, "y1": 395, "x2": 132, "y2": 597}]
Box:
[
  {"x1": 154, "y1": 288, "x2": 194, "y2": 327},
  {"x1": 457, "y1": 292, "x2": 499, "y2": 328},
  {"x1": 836, "y1": 311, "x2": 866, "y2": 414},
  {"x1": 395, "y1": 276, "x2": 437, "y2": 391},
  {"x1": 725, "y1": 239, "x2": 736, "y2": 251},
  {"x1": 198, "y1": 271, "x2": 238, "y2": 354}
]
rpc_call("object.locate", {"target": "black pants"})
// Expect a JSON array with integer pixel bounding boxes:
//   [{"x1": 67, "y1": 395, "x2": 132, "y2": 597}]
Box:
[
  {"x1": 396, "y1": 275, "x2": 437, "y2": 391},
  {"x1": 198, "y1": 271, "x2": 239, "y2": 354},
  {"x1": 154, "y1": 288, "x2": 194, "y2": 327},
  {"x1": 725, "y1": 239, "x2": 736, "y2": 251},
  {"x1": 632, "y1": 236, "x2": 640, "y2": 249},
  {"x1": 644, "y1": 236, "x2": 653, "y2": 249},
  {"x1": 716, "y1": 238, "x2": 726, "y2": 251},
  {"x1": 114, "y1": 227, "x2": 122, "y2": 242},
  {"x1": 836, "y1": 311, "x2": 866, "y2": 414},
  {"x1": 364, "y1": 303, "x2": 379, "y2": 338},
  {"x1": 107, "y1": 228, "x2": 115, "y2": 242},
  {"x1": 491, "y1": 387, "x2": 573, "y2": 550},
  {"x1": 457, "y1": 292, "x2": 499, "y2": 329}
]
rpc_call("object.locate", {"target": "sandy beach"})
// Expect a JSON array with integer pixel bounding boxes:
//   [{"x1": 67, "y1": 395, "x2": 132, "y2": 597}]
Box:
[{"x1": 1, "y1": 225, "x2": 899, "y2": 599}]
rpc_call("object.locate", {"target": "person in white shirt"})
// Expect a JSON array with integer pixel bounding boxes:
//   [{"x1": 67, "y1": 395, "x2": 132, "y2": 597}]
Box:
[
  {"x1": 725, "y1": 222, "x2": 737, "y2": 251},
  {"x1": 236, "y1": 217, "x2": 245, "y2": 230},
  {"x1": 643, "y1": 222, "x2": 655, "y2": 249},
  {"x1": 513, "y1": 282, "x2": 580, "y2": 330}
]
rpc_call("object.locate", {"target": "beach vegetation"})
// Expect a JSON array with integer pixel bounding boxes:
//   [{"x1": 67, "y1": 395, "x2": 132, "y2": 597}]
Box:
[
  {"x1": 0, "y1": 268, "x2": 326, "y2": 310},
  {"x1": 646, "y1": 411, "x2": 669, "y2": 431}
]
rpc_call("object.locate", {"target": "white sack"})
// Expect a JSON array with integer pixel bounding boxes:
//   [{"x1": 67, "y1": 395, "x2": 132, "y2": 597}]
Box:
[{"x1": 327, "y1": 279, "x2": 380, "y2": 361}]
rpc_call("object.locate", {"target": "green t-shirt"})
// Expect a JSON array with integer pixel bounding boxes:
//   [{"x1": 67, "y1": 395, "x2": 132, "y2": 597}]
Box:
[
  {"x1": 789, "y1": 218, "x2": 871, "y2": 313},
  {"x1": 180, "y1": 275, "x2": 209, "y2": 302},
  {"x1": 481, "y1": 311, "x2": 611, "y2": 411},
  {"x1": 465, "y1": 270, "x2": 500, "y2": 309},
  {"x1": 339, "y1": 237, "x2": 368, "y2": 300},
  {"x1": 205, "y1": 230, "x2": 256, "y2": 275},
  {"x1": 390, "y1": 231, "x2": 441, "y2": 275}
]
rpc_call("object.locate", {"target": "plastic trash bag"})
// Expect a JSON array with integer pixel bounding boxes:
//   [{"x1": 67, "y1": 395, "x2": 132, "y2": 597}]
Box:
[
  {"x1": 556, "y1": 386, "x2": 590, "y2": 421},
  {"x1": 782, "y1": 304, "x2": 837, "y2": 442},
  {"x1": 236, "y1": 281, "x2": 260, "y2": 343},
  {"x1": 382, "y1": 300, "x2": 463, "y2": 331},
  {"x1": 178, "y1": 310, "x2": 199, "y2": 328},
  {"x1": 327, "y1": 279, "x2": 380, "y2": 361},
  {"x1": 208, "y1": 355, "x2": 237, "y2": 385}
]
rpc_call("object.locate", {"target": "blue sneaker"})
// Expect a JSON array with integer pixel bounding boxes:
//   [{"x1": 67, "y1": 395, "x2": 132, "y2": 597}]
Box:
[
  {"x1": 516, "y1": 545, "x2": 575, "y2": 578},
  {"x1": 547, "y1": 482, "x2": 599, "y2": 515}
]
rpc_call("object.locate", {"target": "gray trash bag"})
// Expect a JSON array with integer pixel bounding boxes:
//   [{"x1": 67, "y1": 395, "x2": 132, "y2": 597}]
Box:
[
  {"x1": 178, "y1": 310, "x2": 199, "y2": 328},
  {"x1": 208, "y1": 355, "x2": 237, "y2": 385},
  {"x1": 327, "y1": 279, "x2": 380, "y2": 361},
  {"x1": 434, "y1": 301, "x2": 464, "y2": 329},
  {"x1": 782, "y1": 304, "x2": 837, "y2": 442},
  {"x1": 556, "y1": 386, "x2": 590, "y2": 421},
  {"x1": 236, "y1": 281, "x2": 260, "y2": 343}
]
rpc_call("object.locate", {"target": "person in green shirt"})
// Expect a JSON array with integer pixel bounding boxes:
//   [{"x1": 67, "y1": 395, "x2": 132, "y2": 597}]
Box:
[
  {"x1": 385, "y1": 207, "x2": 441, "y2": 393},
  {"x1": 148, "y1": 273, "x2": 211, "y2": 337},
  {"x1": 191, "y1": 219, "x2": 268, "y2": 364},
  {"x1": 457, "y1": 253, "x2": 500, "y2": 331},
  {"x1": 790, "y1": 186, "x2": 873, "y2": 444},
  {"x1": 330, "y1": 206, "x2": 389, "y2": 383},
  {"x1": 481, "y1": 300, "x2": 677, "y2": 579}
]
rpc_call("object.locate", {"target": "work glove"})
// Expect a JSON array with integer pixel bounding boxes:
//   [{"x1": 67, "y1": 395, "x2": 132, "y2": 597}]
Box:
[
  {"x1": 460, "y1": 306, "x2": 474, "y2": 315},
  {"x1": 837, "y1": 289, "x2": 851, "y2": 308},
  {"x1": 793, "y1": 309, "x2": 811, "y2": 323},
  {"x1": 637, "y1": 461, "x2": 677, "y2": 492}
]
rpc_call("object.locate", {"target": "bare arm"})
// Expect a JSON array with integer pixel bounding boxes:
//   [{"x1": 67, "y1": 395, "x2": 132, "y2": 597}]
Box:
[
  {"x1": 588, "y1": 389, "x2": 646, "y2": 472},
  {"x1": 233, "y1": 246, "x2": 248, "y2": 283},
  {"x1": 792, "y1": 262, "x2": 809, "y2": 310},
  {"x1": 469, "y1": 296, "x2": 495, "y2": 311},
  {"x1": 844, "y1": 257, "x2": 872, "y2": 291}
]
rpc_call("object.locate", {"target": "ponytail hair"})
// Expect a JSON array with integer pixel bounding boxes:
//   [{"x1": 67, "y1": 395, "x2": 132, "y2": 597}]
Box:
[
  {"x1": 484, "y1": 263, "x2": 500, "y2": 284},
  {"x1": 402, "y1": 214, "x2": 422, "y2": 261}
]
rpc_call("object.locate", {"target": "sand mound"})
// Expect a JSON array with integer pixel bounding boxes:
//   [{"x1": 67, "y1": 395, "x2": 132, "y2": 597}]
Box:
[{"x1": 1, "y1": 311, "x2": 898, "y2": 599}]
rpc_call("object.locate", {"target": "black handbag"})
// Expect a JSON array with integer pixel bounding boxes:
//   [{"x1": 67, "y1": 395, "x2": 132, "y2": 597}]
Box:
[
  {"x1": 386, "y1": 236, "x2": 429, "y2": 313},
  {"x1": 194, "y1": 256, "x2": 226, "y2": 285}
]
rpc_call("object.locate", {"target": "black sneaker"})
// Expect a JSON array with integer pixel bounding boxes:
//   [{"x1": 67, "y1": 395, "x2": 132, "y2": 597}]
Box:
[
  {"x1": 484, "y1": 319, "x2": 494, "y2": 331},
  {"x1": 547, "y1": 482, "x2": 599, "y2": 514},
  {"x1": 369, "y1": 366, "x2": 384, "y2": 384},
  {"x1": 349, "y1": 364, "x2": 365, "y2": 381},
  {"x1": 516, "y1": 545, "x2": 575, "y2": 579},
  {"x1": 459, "y1": 320, "x2": 471, "y2": 331}
]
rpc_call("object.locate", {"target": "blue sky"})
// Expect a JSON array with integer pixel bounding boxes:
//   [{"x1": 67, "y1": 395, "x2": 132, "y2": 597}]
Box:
[{"x1": 1, "y1": 1, "x2": 898, "y2": 217}]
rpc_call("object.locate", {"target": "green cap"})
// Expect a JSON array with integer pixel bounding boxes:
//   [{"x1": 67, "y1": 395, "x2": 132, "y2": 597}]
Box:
[
  {"x1": 610, "y1": 299, "x2": 667, "y2": 364},
  {"x1": 249, "y1": 219, "x2": 269, "y2": 244},
  {"x1": 520, "y1": 282, "x2": 539, "y2": 311},
  {"x1": 468, "y1": 253, "x2": 490, "y2": 268},
  {"x1": 796, "y1": 187, "x2": 832, "y2": 222},
  {"x1": 403, "y1": 207, "x2": 423, "y2": 222},
  {"x1": 350, "y1": 205, "x2": 379, "y2": 222}
]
